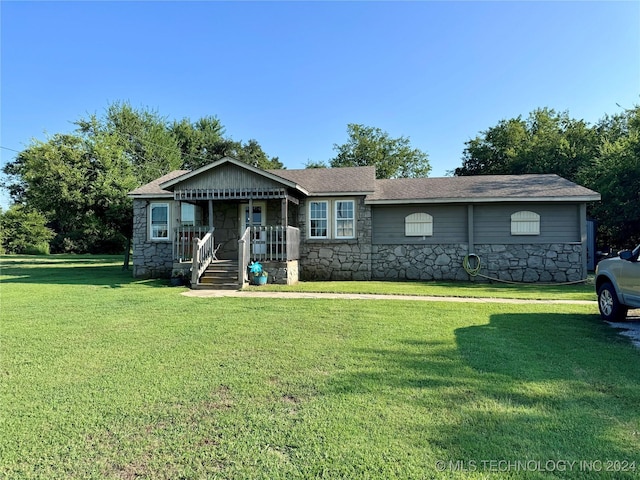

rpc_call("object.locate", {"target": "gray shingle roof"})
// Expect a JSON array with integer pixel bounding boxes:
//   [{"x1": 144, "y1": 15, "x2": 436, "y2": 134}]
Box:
[
  {"x1": 366, "y1": 174, "x2": 600, "y2": 203},
  {"x1": 268, "y1": 166, "x2": 376, "y2": 195},
  {"x1": 129, "y1": 165, "x2": 599, "y2": 204},
  {"x1": 129, "y1": 170, "x2": 190, "y2": 196}
]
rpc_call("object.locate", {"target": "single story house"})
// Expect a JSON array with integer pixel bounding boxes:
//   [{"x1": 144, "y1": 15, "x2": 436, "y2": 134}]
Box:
[{"x1": 128, "y1": 156, "x2": 600, "y2": 288}]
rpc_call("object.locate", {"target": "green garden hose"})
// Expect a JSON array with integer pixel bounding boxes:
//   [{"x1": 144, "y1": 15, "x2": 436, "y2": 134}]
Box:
[{"x1": 463, "y1": 253, "x2": 482, "y2": 277}]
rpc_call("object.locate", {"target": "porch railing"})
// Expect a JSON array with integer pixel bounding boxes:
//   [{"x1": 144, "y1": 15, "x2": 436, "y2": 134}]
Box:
[
  {"x1": 248, "y1": 226, "x2": 300, "y2": 262},
  {"x1": 238, "y1": 225, "x2": 300, "y2": 287},
  {"x1": 238, "y1": 227, "x2": 251, "y2": 287},
  {"x1": 174, "y1": 225, "x2": 211, "y2": 261},
  {"x1": 191, "y1": 227, "x2": 216, "y2": 286}
]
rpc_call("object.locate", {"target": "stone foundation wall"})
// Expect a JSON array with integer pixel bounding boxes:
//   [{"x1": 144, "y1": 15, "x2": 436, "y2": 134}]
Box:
[
  {"x1": 473, "y1": 243, "x2": 584, "y2": 282},
  {"x1": 132, "y1": 200, "x2": 174, "y2": 278},
  {"x1": 370, "y1": 242, "x2": 584, "y2": 283},
  {"x1": 300, "y1": 242, "x2": 372, "y2": 281},
  {"x1": 372, "y1": 244, "x2": 470, "y2": 281},
  {"x1": 254, "y1": 260, "x2": 298, "y2": 285}
]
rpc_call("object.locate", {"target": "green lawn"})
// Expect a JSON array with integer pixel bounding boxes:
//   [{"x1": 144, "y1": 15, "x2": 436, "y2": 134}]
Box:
[
  {"x1": 1, "y1": 255, "x2": 639, "y2": 479},
  {"x1": 254, "y1": 278, "x2": 596, "y2": 301}
]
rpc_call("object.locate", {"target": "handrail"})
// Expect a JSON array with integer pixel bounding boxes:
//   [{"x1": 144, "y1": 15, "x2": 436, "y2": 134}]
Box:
[
  {"x1": 191, "y1": 227, "x2": 216, "y2": 286},
  {"x1": 174, "y1": 225, "x2": 210, "y2": 261},
  {"x1": 238, "y1": 227, "x2": 251, "y2": 287}
]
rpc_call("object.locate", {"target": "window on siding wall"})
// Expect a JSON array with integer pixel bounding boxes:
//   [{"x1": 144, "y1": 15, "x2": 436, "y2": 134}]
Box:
[
  {"x1": 405, "y1": 212, "x2": 433, "y2": 236},
  {"x1": 335, "y1": 200, "x2": 355, "y2": 238},
  {"x1": 309, "y1": 201, "x2": 328, "y2": 238},
  {"x1": 150, "y1": 203, "x2": 169, "y2": 240},
  {"x1": 511, "y1": 211, "x2": 540, "y2": 235}
]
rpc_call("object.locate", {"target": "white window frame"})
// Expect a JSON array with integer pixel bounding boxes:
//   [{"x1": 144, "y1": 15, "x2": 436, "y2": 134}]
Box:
[
  {"x1": 334, "y1": 200, "x2": 355, "y2": 239},
  {"x1": 309, "y1": 200, "x2": 329, "y2": 239},
  {"x1": 405, "y1": 212, "x2": 433, "y2": 237},
  {"x1": 511, "y1": 210, "x2": 540, "y2": 235},
  {"x1": 150, "y1": 202, "x2": 170, "y2": 241}
]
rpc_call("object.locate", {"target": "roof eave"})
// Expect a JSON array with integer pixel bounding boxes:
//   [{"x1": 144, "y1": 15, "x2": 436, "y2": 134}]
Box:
[
  {"x1": 128, "y1": 193, "x2": 174, "y2": 199},
  {"x1": 365, "y1": 195, "x2": 601, "y2": 204},
  {"x1": 309, "y1": 191, "x2": 374, "y2": 197}
]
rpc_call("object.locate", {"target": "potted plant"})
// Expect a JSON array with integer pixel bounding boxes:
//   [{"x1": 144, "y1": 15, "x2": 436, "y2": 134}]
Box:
[
  {"x1": 249, "y1": 261, "x2": 268, "y2": 285},
  {"x1": 170, "y1": 268, "x2": 190, "y2": 287}
]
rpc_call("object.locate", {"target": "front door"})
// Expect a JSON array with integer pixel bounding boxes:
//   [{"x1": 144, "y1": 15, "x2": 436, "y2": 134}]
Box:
[{"x1": 240, "y1": 202, "x2": 266, "y2": 255}]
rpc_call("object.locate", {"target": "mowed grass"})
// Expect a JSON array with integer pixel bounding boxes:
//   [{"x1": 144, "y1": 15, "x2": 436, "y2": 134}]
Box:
[
  {"x1": 1, "y1": 256, "x2": 639, "y2": 479},
  {"x1": 255, "y1": 278, "x2": 596, "y2": 301}
]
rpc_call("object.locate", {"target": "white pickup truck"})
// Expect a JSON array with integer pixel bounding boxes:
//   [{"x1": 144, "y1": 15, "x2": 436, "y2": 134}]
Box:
[{"x1": 596, "y1": 244, "x2": 640, "y2": 321}]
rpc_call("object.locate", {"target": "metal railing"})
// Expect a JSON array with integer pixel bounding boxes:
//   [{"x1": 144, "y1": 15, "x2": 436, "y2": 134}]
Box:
[
  {"x1": 174, "y1": 225, "x2": 211, "y2": 261},
  {"x1": 191, "y1": 228, "x2": 216, "y2": 286}
]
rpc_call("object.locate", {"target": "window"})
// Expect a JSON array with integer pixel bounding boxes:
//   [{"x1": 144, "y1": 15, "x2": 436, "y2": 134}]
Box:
[
  {"x1": 150, "y1": 203, "x2": 169, "y2": 240},
  {"x1": 309, "y1": 201, "x2": 328, "y2": 238},
  {"x1": 335, "y1": 200, "x2": 355, "y2": 238},
  {"x1": 511, "y1": 211, "x2": 540, "y2": 235},
  {"x1": 405, "y1": 212, "x2": 433, "y2": 236},
  {"x1": 181, "y1": 203, "x2": 195, "y2": 226}
]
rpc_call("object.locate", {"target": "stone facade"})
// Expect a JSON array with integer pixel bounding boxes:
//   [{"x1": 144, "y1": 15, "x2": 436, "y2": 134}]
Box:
[
  {"x1": 257, "y1": 260, "x2": 299, "y2": 285},
  {"x1": 371, "y1": 244, "x2": 470, "y2": 281},
  {"x1": 298, "y1": 197, "x2": 373, "y2": 281},
  {"x1": 473, "y1": 243, "x2": 584, "y2": 283},
  {"x1": 133, "y1": 200, "x2": 586, "y2": 284},
  {"x1": 132, "y1": 200, "x2": 174, "y2": 278},
  {"x1": 368, "y1": 243, "x2": 585, "y2": 283}
]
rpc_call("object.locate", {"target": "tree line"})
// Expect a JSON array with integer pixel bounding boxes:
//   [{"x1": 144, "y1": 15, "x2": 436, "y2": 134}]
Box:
[
  {"x1": 1, "y1": 102, "x2": 283, "y2": 255},
  {"x1": 1, "y1": 101, "x2": 638, "y2": 255}
]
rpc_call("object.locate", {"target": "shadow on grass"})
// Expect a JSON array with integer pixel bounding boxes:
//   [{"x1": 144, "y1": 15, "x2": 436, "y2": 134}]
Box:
[
  {"x1": 326, "y1": 313, "x2": 640, "y2": 472},
  {"x1": 0, "y1": 255, "x2": 168, "y2": 288}
]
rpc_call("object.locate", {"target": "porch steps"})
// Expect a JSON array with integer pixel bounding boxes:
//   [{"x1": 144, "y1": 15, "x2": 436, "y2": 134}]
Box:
[{"x1": 195, "y1": 260, "x2": 240, "y2": 290}]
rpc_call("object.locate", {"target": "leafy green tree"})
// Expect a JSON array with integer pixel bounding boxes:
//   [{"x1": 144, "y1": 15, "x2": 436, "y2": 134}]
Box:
[
  {"x1": 0, "y1": 205, "x2": 54, "y2": 254},
  {"x1": 330, "y1": 124, "x2": 431, "y2": 179},
  {"x1": 170, "y1": 116, "x2": 228, "y2": 169},
  {"x1": 454, "y1": 108, "x2": 597, "y2": 180},
  {"x1": 76, "y1": 102, "x2": 183, "y2": 184},
  {"x1": 578, "y1": 106, "x2": 640, "y2": 247},
  {"x1": 304, "y1": 160, "x2": 329, "y2": 169},
  {"x1": 234, "y1": 139, "x2": 284, "y2": 170},
  {"x1": 2, "y1": 101, "x2": 282, "y2": 254},
  {"x1": 3, "y1": 131, "x2": 137, "y2": 253}
]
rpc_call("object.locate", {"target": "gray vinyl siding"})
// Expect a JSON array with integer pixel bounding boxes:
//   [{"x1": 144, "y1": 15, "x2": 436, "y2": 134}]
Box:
[
  {"x1": 372, "y1": 205, "x2": 467, "y2": 245},
  {"x1": 176, "y1": 163, "x2": 285, "y2": 191},
  {"x1": 473, "y1": 203, "x2": 580, "y2": 244}
]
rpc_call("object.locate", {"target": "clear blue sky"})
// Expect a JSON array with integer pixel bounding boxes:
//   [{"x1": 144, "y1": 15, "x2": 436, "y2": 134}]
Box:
[{"x1": 1, "y1": 1, "x2": 639, "y2": 208}]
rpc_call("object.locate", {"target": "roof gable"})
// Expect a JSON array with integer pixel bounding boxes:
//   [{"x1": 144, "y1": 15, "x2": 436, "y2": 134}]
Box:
[{"x1": 160, "y1": 157, "x2": 307, "y2": 194}]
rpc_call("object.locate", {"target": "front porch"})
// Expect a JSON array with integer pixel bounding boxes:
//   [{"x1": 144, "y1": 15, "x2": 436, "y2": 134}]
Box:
[{"x1": 172, "y1": 225, "x2": 300, "y2": 288}]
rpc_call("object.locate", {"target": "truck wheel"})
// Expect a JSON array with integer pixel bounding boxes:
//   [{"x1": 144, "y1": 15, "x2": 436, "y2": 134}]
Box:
[{"x1": 597, "y1": 282, "x2": 628, "y2": 321}]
